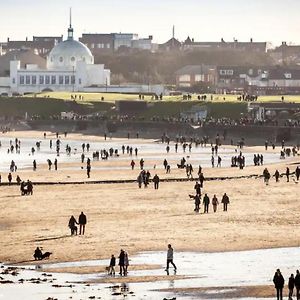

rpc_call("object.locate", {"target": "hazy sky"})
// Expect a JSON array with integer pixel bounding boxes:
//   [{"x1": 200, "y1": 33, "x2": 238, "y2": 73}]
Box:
[{"x1": 1, "y1": 0, "x2": 300, "y2": 46}]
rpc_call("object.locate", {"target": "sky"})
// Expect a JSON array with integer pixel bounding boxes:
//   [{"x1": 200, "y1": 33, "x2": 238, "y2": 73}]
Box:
[{"x1": 1, "y1": 0, "x2": 300, "y2": 47}]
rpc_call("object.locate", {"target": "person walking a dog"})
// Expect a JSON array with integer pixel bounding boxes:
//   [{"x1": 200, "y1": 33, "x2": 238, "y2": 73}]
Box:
[
  {"x1": 108, "y1": 254, "x2": 116, "y2": 276},
  {"x1": 79, "y1": 212, "x2": 87, "y2": 235}
]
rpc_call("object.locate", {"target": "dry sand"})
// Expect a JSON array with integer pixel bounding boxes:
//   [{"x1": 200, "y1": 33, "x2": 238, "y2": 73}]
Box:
[{"x1": 0, "y1": 130, "x2": 300, "y2": 267}]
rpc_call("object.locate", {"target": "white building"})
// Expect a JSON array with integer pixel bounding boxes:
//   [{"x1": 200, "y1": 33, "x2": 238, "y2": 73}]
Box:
[{"x1": 0, "y1": 21, "x2": 110, "y2": 95}]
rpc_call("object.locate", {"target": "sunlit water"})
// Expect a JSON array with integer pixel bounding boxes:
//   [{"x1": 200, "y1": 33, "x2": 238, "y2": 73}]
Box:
[
  {"x1": 2, "y1": 247, "x2": 299, "y2": 299},
  {"x1": 0, "y1": 136, "x2": 285, "y2": 172}
]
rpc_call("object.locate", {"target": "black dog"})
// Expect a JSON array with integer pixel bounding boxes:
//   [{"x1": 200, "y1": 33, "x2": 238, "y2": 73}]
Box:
[{"x1": 41, "y1": 252, "x2": 52, "y2": 260}]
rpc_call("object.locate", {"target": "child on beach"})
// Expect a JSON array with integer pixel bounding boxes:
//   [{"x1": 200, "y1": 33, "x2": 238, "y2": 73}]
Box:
[{"x1": 108, "y1": 254, "x2": 116, "y2": 276}]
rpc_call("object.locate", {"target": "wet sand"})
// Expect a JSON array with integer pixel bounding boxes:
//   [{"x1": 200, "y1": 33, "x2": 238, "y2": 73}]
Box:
[{"x1": 161, "y1": 285, "x2": 284, "y2": 299}]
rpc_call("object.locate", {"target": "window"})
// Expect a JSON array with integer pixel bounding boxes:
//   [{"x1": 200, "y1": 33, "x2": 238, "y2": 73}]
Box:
[
  {"x1": 19, "y1": 76, "x2": 24, "y2": 84},
  {"x1": 78, "y1": 78, "x2": 82, "y2": 85},
  {"x1": 71, "y1": 57, "x2": 75, "y2": 62},
  {"x1": 59, "y1": 57, "x2": 63, "y2": 62},
  {"x1": 179, "y1": 74, "x2": 190, "y2": 81},
  {"x1": 32, "y1": 76, "x2": 37, "y2": 85},
  {"x1": 12, "y1": 78, "x2": 16, "y2": 84},
  {"x1": 59, "y1": 76, "x2": 64, "y2": 85},
  {"x1": 195, "y1": 74, "x2": 205, "y2": 82},
  {"x1": 71, "y1": 75, "x2": 75, "y2": 84},
  {"x1": 65, "y1": 76, "x2": 70, "y2": 85},
  {"x1": 39, "y1": 75, "x2": 44, "y2": 84},
  {"x1": 26, "y1": 75, "x2": 30, "y2": 85},
  {"x1": 51, "y1": 76, "x2": 56, "y2": 84},
  {"x1": 220, "y1": 70, "x2": 234, "y2": 76},
  {"x1": 107, "y1": 44, "x2": 110, "y2": 48},
  {"x1": 45, "y1": 75, "x2": 50, "y2": 84},
  {"x1": 91, "y1": 43, "x2": 95, "y2": 48},
  {"x1": 285, "y1": 73, "x2": 292, "y2": 79}
]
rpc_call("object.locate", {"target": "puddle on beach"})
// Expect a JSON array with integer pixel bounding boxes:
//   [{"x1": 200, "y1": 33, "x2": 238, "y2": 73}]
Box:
[
  {"x1": 0, "y1": 137, "x2": 286, "y2": 172},
  {"x1": 2, "y1": 247, "x2": 300, "y2": 300}
]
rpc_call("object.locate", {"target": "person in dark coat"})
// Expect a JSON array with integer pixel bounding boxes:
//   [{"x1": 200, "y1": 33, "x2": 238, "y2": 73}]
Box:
[
  {"x1": 194, "y1": 194, "x2": 200, "y2": 213},
  {"x1": 118, "y1": 249, "x2": 125, "y2": 276},
  {"x1": 78, "y1": 212, "x2": 87, "y2": 235},
  {"x1": 289, "y1": 273, "x2": 295, "y2": 299},
  {"x1": 33, "y1": 247, "x2": 43, "y2": 260},
  {"x1": 203, "y1": 194, "x2": 210, "y2": 213},
  {"x1": 68, "y1": 215, "x2": 78, "y2": 235},
  {"x1": 274, "y1": 170, "x2": 280, "y2": 182},
  {"x1": 286, "y1": 167, "x2": 290, "y2": 182},
  {"x1": 273, "y1": 269, "x2": 284, "y2": 300},
  {"x1": 296, "y1": 166, "x2": 300, "y2": 181},
  {"x1": 194, "y1": 182, "x2": 201, "y2": 196},
  {"x1": 109, "y1": 254, "x2": 116, "y2": 276},
  {"x1": 153, "y1": 174, "x2": 160, "y2": 189},
  {"x1": 199, "y1": 173, "x2": 204, "y2": 188},
  {"x1": 221, "y1": 193, "x2": 230, "y2": 211},
  {"x1": 294, "y1": 270, "x2": 300, "y2": 299}
]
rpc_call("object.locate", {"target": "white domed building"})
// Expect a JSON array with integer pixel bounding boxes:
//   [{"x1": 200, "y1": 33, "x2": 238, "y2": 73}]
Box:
[{"x1": 6, "y1": 21, "x2": 110, "y2": 94}]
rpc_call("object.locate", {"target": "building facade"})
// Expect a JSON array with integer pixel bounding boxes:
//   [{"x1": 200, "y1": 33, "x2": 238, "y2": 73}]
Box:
[
  {"x1": 175, "y1": 65, "x2": 216, "y2": 87},
  {"x1": 0, "y1": 22, "x2": 110, "y2": 95}
]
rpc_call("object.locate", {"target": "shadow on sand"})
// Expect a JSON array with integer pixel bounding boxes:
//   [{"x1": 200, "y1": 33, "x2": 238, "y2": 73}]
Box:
[{"x1": 28, "y1": 235, "x2": 71, "y2": 243}]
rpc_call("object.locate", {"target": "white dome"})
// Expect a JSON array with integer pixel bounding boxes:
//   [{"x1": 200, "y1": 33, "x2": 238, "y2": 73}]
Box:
[{"x1": 47, "y1": 39, "x2": 94, "y2": 70}]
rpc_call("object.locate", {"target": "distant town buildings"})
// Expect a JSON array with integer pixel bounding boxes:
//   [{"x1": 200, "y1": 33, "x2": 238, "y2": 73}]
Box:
[
  {"x1": 79, "y1": 33, "x2": 156, "y2": 54},
  {"x1": 175, "y1": 64, "x2": 300, "y2": 94},
  {"x1": 175, "y1": 65, "x2": 216, "y2": 87},
  {"x1": 0, "y1": 36, "x2": 63, "y2": 57}
]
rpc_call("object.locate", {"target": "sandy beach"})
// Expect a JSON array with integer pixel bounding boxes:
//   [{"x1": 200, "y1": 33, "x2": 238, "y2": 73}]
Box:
[
  {"x1": 0, "y1": 130, "x2": 299, "y2": 299},
  {"x1": 0, "y1": 131, "x2": 299, "y2": 264}
]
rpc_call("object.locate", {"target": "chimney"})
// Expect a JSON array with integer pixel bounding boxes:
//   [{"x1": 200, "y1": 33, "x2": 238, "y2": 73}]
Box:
[
  {"x1": 7, "y1": 37, "x2": 9, "y2": 42},
  {"x1": 250, "y1": 38, "x2": 253, "y2": 43},
  {"x1": 26, "y1": 37, "x2": 28, "y2": 42}
]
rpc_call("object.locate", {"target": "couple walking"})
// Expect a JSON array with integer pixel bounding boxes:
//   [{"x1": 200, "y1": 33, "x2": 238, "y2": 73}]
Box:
[
  {"x1": 118, "y1": 249, "x2": 129, "y2": 276},
  {"x1": 68, "y1": 212, "x2": 87, "y2": 235}
]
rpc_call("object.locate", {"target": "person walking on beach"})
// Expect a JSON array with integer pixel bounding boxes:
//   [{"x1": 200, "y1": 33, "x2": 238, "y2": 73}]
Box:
[
  {"x1": 263, "y1": 168, "x2": 271, "y2": 185},
  {"x1": 273, "y1": 269, "x2": 284, "y2": 300},
  {"x1": 124, "y1": 251, "x2": 129, "y2": 276},
  {"x1": 296, "y1": 166, "x2": 300, "y2": 181},
  {"x1": 194, "y1": 194, "x2": 200, "y2": 213},
  {"x1": 295, "y1": 270, "x2": 300, "y2": 299},
  {"x1": 78, "y1": 212, "x2": 87, "y2": 235},
  {"x1": 286, "y1": 167, "x2": 290, "y2": 182},
  {"x1": 212, "y1": 194, "x2": 219, "y2": 213},
  {"x1": 203, "y1": 193, "x2": 210, "y2": 213},
  {"x1": 130, "y1": 160, "x2": 135, "y2": 170},
  {"x1": 8, "y1": 172, "x2": 12, "y2": 185},
  {"x1": 118, "y1": 249, "x2": 125, "y2": 276},
  {"x1": 153, "y1": 174, "x2": 160, "y2": 190},
  {"x1": 54, "y1": 158, "x2": 58, "y2": 171},
  {"x1": 165, "y1": 244, "x2": 177, "y2": 273},
  {"x1": 274, "y1": 170, "x2": 280, "y2": 182},
  {"x1": 109, "y1": 254, "x2": 116, "y2": 276},
  {"x1": 194, "y1": 182, "x2": 201, "y2": 196},
  {"x1": 68, "y1": 215, "x2": 78, "y2": 235},
  {"x1": 289, "y1": 273, "x2": 295, "y2": 300},
  {"x1": 221, "y1": 193, "x2": 230, "y2": 211}
]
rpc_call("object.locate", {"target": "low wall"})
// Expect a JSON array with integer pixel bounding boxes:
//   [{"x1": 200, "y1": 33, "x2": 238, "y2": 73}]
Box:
[{"x1": 26, "y1": 119, "x2": 300, "y2": 143}]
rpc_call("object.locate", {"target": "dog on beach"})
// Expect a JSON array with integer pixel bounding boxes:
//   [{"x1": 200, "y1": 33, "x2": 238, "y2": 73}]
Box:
[{"x1": 41, "y1": 252, "x2": 52, "y2": 260}]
